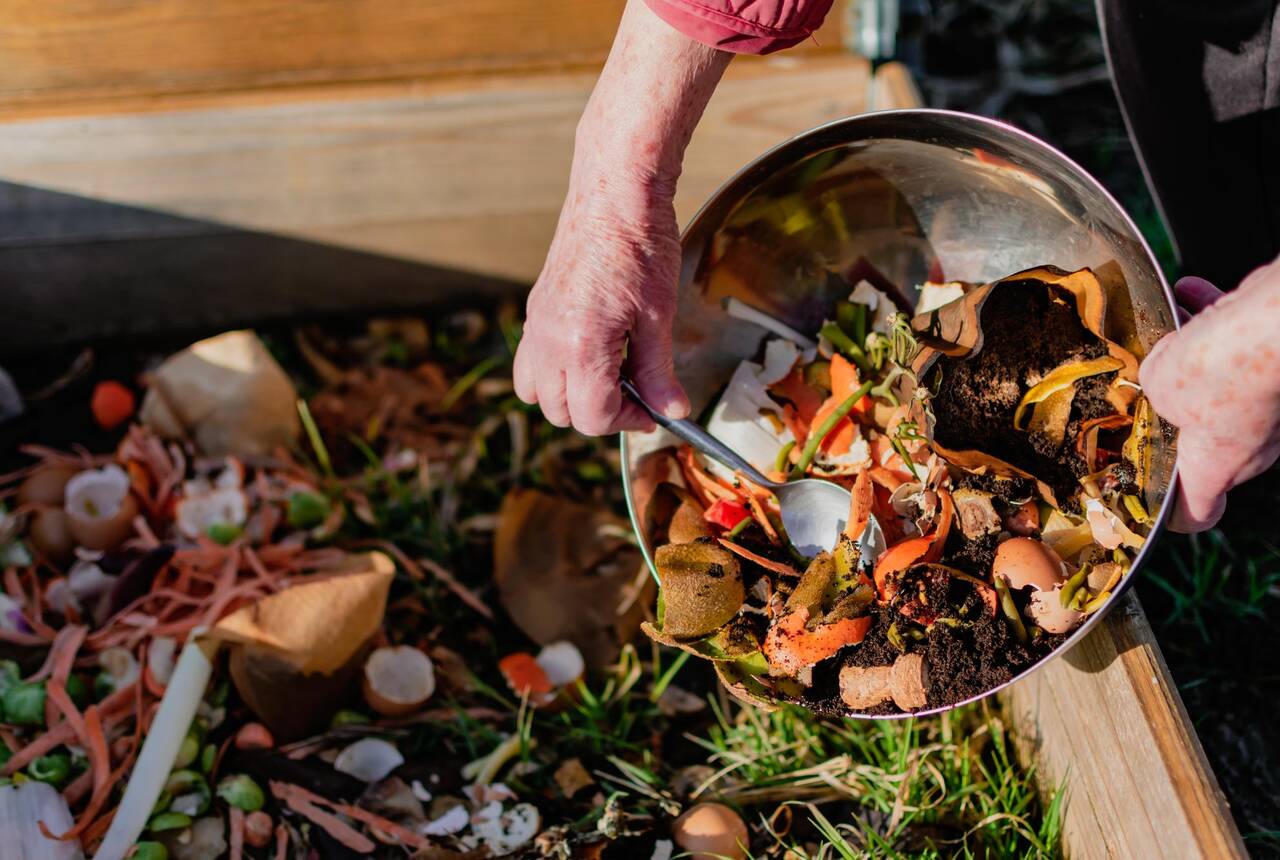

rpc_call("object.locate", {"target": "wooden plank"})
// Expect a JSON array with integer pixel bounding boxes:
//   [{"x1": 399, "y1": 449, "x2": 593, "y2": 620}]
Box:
[
  {"x1": 1002, "y1": 592, "x2": 1246, "y2": 859},
  {"x1": 0, "y1": 55, "x2": 873, "y2": 287},
  {"x1": 0, "y1": 0, "x2": 845, "y2": 117}
]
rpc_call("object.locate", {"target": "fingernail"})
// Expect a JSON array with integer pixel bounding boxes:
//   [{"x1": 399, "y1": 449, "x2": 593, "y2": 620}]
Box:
[{"x1": 659, "y1": 391, "x2": 690, "y2": 420}]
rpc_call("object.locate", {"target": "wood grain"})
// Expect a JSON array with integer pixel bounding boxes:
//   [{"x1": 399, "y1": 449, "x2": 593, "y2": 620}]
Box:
[
  {"x1": 1002, "y1": 592, "x2": 1246, "y2": 859},
  {"x1": 0, "y1": 55, "x2": 873, "y2": 284},
  {"x1": 0, "y1": 0, "x2": 845, "y2": 117}
]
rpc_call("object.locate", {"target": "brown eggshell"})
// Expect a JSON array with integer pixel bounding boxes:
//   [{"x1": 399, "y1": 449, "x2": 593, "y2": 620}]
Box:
[
  {"x1": 672, "y1": 802, "x2": 749, "y2": 860},
  {"x1": 889, "y1": 653, "x2": 929, "y2": 710},
  {"x1": 28, "y1": 508, "x2": 76, "y2": 564},
  {"x1": 17, "y1": 465, "x2": 80, "y2": 507},
  {"x1": 68, "y1": 493, "x2": 139, "y2": 552},
  {"x1": 993, "y1": 537, "x2": 1064, "y2": 592},
  {"x1": 838, "y1": 663, "x2": 893, "y2": 711}
]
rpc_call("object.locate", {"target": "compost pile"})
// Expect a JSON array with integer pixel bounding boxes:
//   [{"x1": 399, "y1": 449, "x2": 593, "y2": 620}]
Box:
[
  {"x1": 641, "y1": 264, "x2": 1160, "y2": 715},
  {"x1": 0, "y1": 314, "x2": 693, "y2": 860}
]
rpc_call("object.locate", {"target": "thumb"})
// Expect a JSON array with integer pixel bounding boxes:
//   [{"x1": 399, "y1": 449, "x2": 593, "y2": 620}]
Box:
[
  {"x1": 628, "y1": 307, "x2": 689, "y2": 420},
  {"x1": 1174, "y1": 276, "x2": 1226, "y2": 315}
]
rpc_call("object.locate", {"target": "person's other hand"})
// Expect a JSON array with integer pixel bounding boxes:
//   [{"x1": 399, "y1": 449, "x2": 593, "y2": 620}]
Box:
[
  {"x1": 1140, "y1": 260, "x2": 1280, "y2": 531},
  {"x1": 513, "y1": 0, "x2": 730, "y2": 436}
]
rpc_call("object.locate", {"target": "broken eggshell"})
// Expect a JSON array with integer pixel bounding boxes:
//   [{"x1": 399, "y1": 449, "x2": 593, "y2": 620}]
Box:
[
  {"x1": 333, "y1": 737, "x2": 405, "y2": 783},
  {"x1": 992, "y1": 537, "x2": 1064, "y2": 593},
  {"x1": 362, "y1": 645, "x2": 436, "y2": 717},
  {"x1": 175, "y1": 487, "x2": 249, "y2": 541},
  {"x1": 64, "y1": 464, "x2": 138, "y2": 551},
  {"x1": 1025, "y1": 586, "x2": 1085, "y2": 635},
  {"x1": 671, "y1": 802, "x2": 749, "y2": 860}
]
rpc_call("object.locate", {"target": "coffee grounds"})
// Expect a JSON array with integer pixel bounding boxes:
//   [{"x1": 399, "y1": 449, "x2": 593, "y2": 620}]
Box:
[{"x1": 930, "y1": 281, "x2": 1109, "y2": 503}]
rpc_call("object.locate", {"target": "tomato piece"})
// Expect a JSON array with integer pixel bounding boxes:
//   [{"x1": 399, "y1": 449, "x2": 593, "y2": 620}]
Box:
[{"x1": 703, "y1": 499, "x2": 750, "y2": 531}]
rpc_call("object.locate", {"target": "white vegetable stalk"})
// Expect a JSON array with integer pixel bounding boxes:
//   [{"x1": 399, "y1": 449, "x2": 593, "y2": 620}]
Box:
[
  {"x1": 93, "y1": 634, "x2": 218, "y2": 860},
  {"x1": 721, "y1": 298, "x2": 816, "y2": 349}
]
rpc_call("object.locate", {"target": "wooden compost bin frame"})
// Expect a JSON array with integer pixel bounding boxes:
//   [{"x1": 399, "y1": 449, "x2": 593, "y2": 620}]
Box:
[{"x1": 0, "y1": 3, "x2": 1245, "y2": 855}]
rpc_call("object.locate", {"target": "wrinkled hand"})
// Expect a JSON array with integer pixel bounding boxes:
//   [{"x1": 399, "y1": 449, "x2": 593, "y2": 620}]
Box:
[
  {"x1": 513, "y1": 153, "x2": 687, "y2": 435},
  {"x1": 1140, "y1": 260, "x2": 1280, "y2": 531},
  {"x1": 512, "y1": 0, "x2": 730, "y2": 436}
]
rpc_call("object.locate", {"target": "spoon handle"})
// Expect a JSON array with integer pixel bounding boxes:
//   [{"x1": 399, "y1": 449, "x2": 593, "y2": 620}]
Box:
[{"x1": 620, "y1": 378, "x2": 775, "y2": 488}]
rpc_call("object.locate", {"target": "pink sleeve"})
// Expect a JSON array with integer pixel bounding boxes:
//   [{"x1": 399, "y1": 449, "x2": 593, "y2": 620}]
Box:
[{"x1": 642, "y1": 0, "x2": 836, "y2": 55}]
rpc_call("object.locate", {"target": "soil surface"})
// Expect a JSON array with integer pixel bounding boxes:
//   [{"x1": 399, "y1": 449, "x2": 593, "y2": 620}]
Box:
[{"x1": 929, "y1": 281, "x2": 1110, "y2": 504}]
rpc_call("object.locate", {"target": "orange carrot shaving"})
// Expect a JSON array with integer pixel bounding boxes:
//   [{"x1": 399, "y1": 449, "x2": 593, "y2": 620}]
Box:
[
  {"x1": 275, "y1": 824, "x2": 290, "y2": 860},
  {"x1": 331, "y1": 799, "x2": 429, "y2": 848},
  {"x1": 230, "y1": 806, "x2": 246, "y2": 860},
  {"x1": 271, "y1": 781, "x2": 377, "y2": 853},
  {"x1": 718, "y1": 539, "x2": 799, "y2": 577},
  {"x1": 872, "y1": 537, "x2": 931, "y2": 600},
  {"x1": 844, "y1": 470, "x2": 874, "y2": 540},
  {"x1": 676, "y1": 446, "x2": 737, "y2": 506},
  {"x1": 923, "y1": 490, "x2": 954, "y2": 564},
  {"x1": 771, "y1": 370, "x2": 824, "y2": 423}
]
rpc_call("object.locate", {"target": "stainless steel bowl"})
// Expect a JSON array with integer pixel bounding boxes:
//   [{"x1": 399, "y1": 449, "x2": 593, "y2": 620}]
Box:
[{"x1": 621, "y1": 109, "x2": 1179, "y2": 718}]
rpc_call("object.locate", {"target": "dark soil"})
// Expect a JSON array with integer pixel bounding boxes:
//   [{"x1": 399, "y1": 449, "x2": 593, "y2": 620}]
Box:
[
  {"x1": 802, "y1": 564, "x2": 1063, "y2": 716},
  {"x1": 929, "y1": 281, "x2": 1109, "y2": 504}
]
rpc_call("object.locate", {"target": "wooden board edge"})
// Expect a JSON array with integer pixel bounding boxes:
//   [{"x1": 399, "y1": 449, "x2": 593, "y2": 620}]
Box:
[{"x1": 1001, "y1": 593, "x2": 1246, "y2": 859}]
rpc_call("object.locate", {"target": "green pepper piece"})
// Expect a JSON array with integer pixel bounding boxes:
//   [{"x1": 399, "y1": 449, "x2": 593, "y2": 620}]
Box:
[
  {"x1": 131, "y1": 842, "x2": 169, "y2": 860},
  {"x1": 206, "y1": 523, "x2": 242, "y2": 545},
  {"x1": 3, "y1": 682, "x2": 45, "y2": 727},
  {"x1": 286, "y1": 491, "x2": 330, "y2": 529},
  {"x1": 819, "y1": 323, "x2": 870, "y2": 373},
  {"x1": 64, "y1": 675, "x2": 90, "y2": 710},
  {"x1": 147, "y1": 812, "x2": 192, "y2": 833},
  {"x1": 29, "y1": 752, "x2": 71, "y2": 787},
  {"x1": 165, "y1": 769, "x2": 212, "y2": 817},
  {"x1": 173, "y1": 731, "x2": 200, "y2": 770},
  {"x1": 200, "y1": 743, "x2": 218, "y2": 775},
  {"x1": 217, "y1": 773, "x2": 266, "y2": 812}
]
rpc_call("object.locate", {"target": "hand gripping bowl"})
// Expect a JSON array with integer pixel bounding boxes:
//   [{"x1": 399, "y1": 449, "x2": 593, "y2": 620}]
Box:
[{"x1": 621, "y1": 109, "x2": 1179, "y2": 718}]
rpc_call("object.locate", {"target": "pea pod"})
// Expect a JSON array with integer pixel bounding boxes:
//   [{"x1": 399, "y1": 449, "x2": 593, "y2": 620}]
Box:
[{"x1": 147, "y1": 811, "x2": 192, "y2": 833}]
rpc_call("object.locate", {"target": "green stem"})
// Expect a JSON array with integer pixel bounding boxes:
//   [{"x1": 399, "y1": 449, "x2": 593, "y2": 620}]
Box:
[
  {"x1": 726, "y1": 516, "x2": 752, "y2": 539},
  {"x1": 819, "y1": 323, "x2": 870, "y2": 374},
  {"x1": 790, "y1": 381, "x2": 875, "y2": 478},
  {"x1": 773, "y1": 440, "x2": 796, "y2": 474},
  {"x1": 994, "y1": 577, "x2": 1028, "y2": 644}
]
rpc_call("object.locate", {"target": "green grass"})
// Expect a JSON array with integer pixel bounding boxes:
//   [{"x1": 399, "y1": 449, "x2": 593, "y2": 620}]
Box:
[{"x1": 1145, "y1": 530, "x2": 1280, "y2": 642}]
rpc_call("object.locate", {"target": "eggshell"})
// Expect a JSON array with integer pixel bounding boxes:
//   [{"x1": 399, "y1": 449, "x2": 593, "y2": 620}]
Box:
[
  {"x1": 17, "y1": 465, "x2": 80, "y2": 507},
  {"x1": 68, "y1": 494, "x2": 138, "y2": 552},
  {"x1": 28, "y1": 508, "x2": 76, "y2": 564},
  {"x1": 1026, "y1": 586, "x2": 1085, "y2": 634},
  {"x1": 672, "y1": 802, "x2": 749, "y2": 860},
  {"x1": 992, "y1": 537, "x2": 1064, "y2": 592}
]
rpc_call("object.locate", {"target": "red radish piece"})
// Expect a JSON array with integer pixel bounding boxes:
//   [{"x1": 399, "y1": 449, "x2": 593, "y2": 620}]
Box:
[{"x1": 91, "y1": 381, "x2": 136, "y2": 430}]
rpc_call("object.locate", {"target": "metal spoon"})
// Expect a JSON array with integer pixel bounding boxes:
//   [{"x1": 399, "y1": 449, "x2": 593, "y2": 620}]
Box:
[{"x1": 621, "y1": 379, "x2": 885, "y2": 562}]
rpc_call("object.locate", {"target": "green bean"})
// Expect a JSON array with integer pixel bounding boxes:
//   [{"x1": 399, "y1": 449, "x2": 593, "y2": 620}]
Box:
[
  {"x1": 993, "y1": 578, "x2": 1028, "y2": 644},
  {"x1": 790, "y1": 381, "x2": 875, "y2": 478},
  {"x1": 773, "y1": 440, "x2": 796, "y2": 474}
]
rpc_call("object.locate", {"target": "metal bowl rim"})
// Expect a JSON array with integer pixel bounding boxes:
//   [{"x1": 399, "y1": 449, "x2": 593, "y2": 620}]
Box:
[{"x1": 620, "y1": 107, "x2": 1179, "y2": 719}]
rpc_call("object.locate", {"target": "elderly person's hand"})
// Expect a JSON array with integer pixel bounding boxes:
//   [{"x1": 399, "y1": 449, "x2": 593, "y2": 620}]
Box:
[
  {"x1": 1140, "y1": 258, "x2": 1280, "y2": 531},
  {"x1": 513, "y1": 0, "x2": 731, "y2": 434}
]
